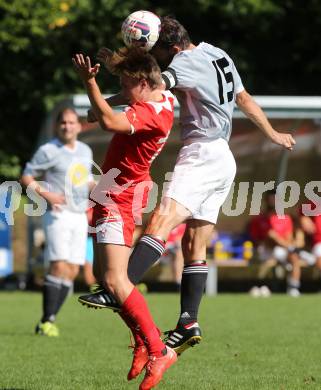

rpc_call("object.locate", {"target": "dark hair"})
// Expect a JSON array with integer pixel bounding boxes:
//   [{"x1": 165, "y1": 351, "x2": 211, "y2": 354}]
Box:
[
  {"x1": 56, "y1": 107, "x2": 79, "y2": 123},
  {"x1": 155, "y1": 16, "x2": 191, "y2": 50},
  {"x1": 100, "y1": 47, "x2": 162, "y2": 89}
]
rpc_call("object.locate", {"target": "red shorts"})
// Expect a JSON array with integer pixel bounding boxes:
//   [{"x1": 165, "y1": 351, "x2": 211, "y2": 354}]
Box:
[{"x1": 92, "y1": 186, "x2": 149, "y2": 247}]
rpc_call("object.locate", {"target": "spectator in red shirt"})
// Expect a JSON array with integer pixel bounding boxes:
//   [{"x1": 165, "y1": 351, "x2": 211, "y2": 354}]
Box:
[{"x1": 249, "y1": 190, "x2": 302, "y2": 296}]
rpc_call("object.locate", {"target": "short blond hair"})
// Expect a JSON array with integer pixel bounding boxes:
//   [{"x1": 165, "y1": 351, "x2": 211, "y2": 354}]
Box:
[{"x1": 100, "y1": 47, "x2": 162, "y2": 90}]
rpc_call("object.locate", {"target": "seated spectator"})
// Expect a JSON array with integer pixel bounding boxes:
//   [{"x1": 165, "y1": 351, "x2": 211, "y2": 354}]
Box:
[
  {"x1": 299, "y1": 197, "x2": 321, "y2": 285},
  {"x1": 249, "y1": 190, "x2": 302, "y2": 297}
]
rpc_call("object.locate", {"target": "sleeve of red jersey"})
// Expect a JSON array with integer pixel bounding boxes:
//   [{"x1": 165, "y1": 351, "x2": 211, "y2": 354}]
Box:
[{"x1": 124, "y1": 102, "x2": 158, "y2": 134}]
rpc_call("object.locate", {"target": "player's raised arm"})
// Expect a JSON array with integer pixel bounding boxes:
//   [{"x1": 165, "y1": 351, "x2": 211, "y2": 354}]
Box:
[
  {"x1": 72, "y1": 53, "x2": 132, "y2": 134},
  {"x1": 87, "y1": 93, "x2": 128, "y2": 123},
  {"x1": 236, "y1": 90, "x2": 296, "y2": 150},
  {"x1": 85, "y1": 47, "x2": 130, "y2": 123}
]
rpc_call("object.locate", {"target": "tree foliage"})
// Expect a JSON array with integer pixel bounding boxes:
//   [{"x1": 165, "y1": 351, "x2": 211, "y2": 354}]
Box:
[{"x1": 0, "y1": 0, "x2": 320, "y2": 177}]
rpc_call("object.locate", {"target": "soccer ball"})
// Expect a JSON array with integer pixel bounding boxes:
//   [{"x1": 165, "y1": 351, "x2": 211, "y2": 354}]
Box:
[{"x1": 121, "y1": 10, "x2": 161, "y2": 51}]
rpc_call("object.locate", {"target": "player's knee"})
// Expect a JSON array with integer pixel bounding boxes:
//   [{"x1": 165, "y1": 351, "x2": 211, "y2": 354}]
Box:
[
  {"x1": 49, "y1": 260, "x2": 67, "y2": 277},
  {"x1": 145, "y1": 216, "x2": 171, "y2": 238},
  {"x1": 68, "y1": 264, "x2": 80, "y2": 280},
  {"x1": 145, "y1": 205, "x2": 185, "y2": 238},
  {"x1": 146, "y1": 211, "x2": 169, "y2": 232}
]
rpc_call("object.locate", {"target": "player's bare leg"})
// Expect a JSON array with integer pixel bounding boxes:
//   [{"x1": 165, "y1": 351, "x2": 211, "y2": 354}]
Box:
[
  {"x1": 79, "y1": 198, "x2": 190, "y2": 308},
  {"x1": 144, "y1": 197, "x2": 190, "y2": 238},
  {"x1": 96, "y1": 243, "x2": 176, "y2": 385},
  {"x1": 171, "y1": 247, "x2": 184, "y2": 287},
  {"x1": 127, "y1": 198, "x2": 190, "y2": 285}
]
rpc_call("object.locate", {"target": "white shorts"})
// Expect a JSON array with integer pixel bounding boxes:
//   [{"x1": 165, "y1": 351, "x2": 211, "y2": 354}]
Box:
[
  {"x1": 312, "y1": 242, "x2": 321, "y2": 258},
  {"x1": 43, "y1": 209, "x2": 88, "y2": 265},
  {"x1": 258, "y1": 245, "x2": 289, "y2": 263},
  {"x1": 164, "y1": 138, "x2": 236, "y2": 224}
]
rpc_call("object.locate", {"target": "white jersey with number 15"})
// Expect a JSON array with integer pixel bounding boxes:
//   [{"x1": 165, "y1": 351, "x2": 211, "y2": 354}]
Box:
[{"x1": 162, "y1": 42, "x2": 244, "y2": 142}]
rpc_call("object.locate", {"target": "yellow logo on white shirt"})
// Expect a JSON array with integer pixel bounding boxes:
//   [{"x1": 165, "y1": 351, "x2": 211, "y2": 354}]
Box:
[{"x1": 68, "y1": 163, "x2": 88, "y2": 186}]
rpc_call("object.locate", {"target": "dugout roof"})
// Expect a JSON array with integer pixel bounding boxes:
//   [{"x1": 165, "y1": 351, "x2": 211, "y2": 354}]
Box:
[{"x1": 71, "y1": 94, "x2": 321, "y2": 119}]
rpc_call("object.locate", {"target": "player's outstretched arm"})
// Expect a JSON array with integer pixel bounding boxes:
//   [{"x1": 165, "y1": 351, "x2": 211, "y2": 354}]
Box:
[
  {"x1": 236, "y1": 90, "x2": 296, "y2": 151},
  {"x1": 72, "y1": 53, "x2": 132, "y2": 134},
  {"x1": 85, "y1": 47, "x2": 129, "y2": 123},
  {"x1": 87, "y1": 93, "x2": 128, "y2": 123}
]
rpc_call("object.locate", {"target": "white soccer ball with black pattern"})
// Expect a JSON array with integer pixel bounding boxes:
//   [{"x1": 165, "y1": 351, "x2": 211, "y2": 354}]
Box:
[{"x1": 121, "y1": 10, "x2": 161, "y2": 51}]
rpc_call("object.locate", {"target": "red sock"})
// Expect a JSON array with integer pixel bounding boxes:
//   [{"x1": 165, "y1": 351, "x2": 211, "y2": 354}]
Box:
[
  {"x1": 118, "y1": 311, "x2": 145, "y2": 347},
  {"x1": 122, "y1": 287, "x2": 165, "y2": 357}
]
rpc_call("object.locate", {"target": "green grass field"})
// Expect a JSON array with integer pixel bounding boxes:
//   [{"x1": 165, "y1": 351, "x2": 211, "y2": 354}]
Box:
[{"x1": 1, "y1": 292, "x2": 321, "y2": 390}]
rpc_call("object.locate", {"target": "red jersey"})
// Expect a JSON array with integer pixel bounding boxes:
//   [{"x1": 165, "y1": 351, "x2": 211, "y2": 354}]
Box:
[
  {"x1": 92, "y1": 91, "x2": 175, "y2": 246},
  {"x1": 250, "y1": 213, "x2": 293, "y2": 242},
  {"x1": 101, "y1": 90, "x2": 174, "y2": 200}
]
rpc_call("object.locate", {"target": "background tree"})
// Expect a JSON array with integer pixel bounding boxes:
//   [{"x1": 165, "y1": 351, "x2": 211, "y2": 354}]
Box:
[
  {"x1": 1, "y1": 0, "x2": 321, "y2": 178},
  {"x1": 0, "y1": 0, "x2": 148, "y2": 177}
]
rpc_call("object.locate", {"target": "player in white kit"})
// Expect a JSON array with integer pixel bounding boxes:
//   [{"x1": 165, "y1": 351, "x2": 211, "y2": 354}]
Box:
[
  {"x1": 22, "y1": 108, "x2": 94, "y2": 336},
  {"x1": 80, "y1": 16, "x2": 295, "y2": 356}
]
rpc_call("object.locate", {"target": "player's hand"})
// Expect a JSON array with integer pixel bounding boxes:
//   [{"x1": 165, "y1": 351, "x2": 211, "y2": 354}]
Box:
[
  {"x1": 72, "y1": 54, "x2": 100, "y2": 81},
  {"x1": 43, "y1": 192, "x2": 66, "y2": 212},
  {"x1": 271, "y1": 131, "x2": 296, "y2": 151},
  {"x1": 87, "y1": 109, "x2": 97, "y2": 123}
]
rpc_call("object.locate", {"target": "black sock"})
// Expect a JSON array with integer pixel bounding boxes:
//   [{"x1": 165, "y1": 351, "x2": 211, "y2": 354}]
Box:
[
  {"x1": 54, "y1": 279, "x2": 72, "y2": 317},
  {"x1": 177, "y1": 261, "x2": 208, "y2": 327},
  {"x1": 128, "y1": 235, "x2": 165, "y2": 285},
  {"x1": 42, "y1": 275, "x2": 62, "y2": 323}
]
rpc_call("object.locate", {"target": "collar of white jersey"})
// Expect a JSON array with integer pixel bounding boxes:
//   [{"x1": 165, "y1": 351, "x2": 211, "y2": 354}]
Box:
[
  {"x1": 53, "y1": 137, "x2": 79, "y2": 153},
  {"x1": 174, "y1": 42, "x2": 206, "y2": 58}
]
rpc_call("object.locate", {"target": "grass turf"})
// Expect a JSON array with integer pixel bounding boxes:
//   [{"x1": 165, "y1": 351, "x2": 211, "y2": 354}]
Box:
[{"x1": 1, "y1": 292, "x2": 321, "y2": 390}]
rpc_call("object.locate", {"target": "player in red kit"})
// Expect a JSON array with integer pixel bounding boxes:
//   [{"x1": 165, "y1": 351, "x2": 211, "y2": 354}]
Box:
[{"x1": 73, "y1": 47, "x2": 176, "y2": 389}]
